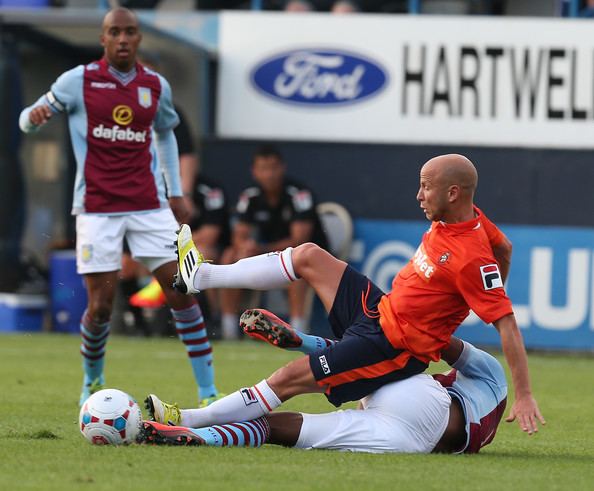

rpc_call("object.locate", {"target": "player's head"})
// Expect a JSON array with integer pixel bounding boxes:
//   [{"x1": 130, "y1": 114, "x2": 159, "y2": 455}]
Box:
[
  {"x1": 101, "y1": 7, "x2": 142, "y2": 72},
  {"x1": 417, "y1": 154, "x2": 478, "y2": 222},
  {"x1": 252, "y1": 144, "x2": 286, "y2": 193}
]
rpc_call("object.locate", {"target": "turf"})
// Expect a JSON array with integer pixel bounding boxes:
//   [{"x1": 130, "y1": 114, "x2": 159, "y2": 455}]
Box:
[{"x1": 0, "y1": 333, "x2": 592, "y2": 491}]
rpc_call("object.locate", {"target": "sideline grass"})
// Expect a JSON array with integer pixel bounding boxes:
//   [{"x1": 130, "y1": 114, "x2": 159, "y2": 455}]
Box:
[{"x1": 0, "y1": 333, "x2": 593, "y2": 491}]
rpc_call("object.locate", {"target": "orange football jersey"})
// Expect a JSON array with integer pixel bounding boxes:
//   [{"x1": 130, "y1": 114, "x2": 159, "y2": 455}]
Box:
[{"x1": 378, "y1": 207, "x2": 513, "y2": 363}]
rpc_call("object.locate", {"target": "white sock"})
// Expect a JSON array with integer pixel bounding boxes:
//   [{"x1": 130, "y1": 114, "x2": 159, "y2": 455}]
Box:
[
  {"x1": 181, "y1": 379, "x2": 282, "y2": 428},
  {"x1": 194, "y1": 248, "x2": 297, "y2": 291},
  {"x1": 290, "y1": 316, "x2": 308, "y2": 334},
  {"x1": 222, "y1": 314, "x2": 239, "y2": 340}
]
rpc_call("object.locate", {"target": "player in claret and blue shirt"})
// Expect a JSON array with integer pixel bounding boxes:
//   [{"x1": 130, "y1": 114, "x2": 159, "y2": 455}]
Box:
[
  {"x1": 142, "y1": 336, "x2": 507, "y2": 454},
  {"x1": 19, "y1": 7, "x2": 220, "y2": 407}
]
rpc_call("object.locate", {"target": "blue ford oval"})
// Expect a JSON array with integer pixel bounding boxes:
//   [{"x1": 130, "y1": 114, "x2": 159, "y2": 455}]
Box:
[{"x1": 250, "y1": 49, "x2": 388, "y2": 106}]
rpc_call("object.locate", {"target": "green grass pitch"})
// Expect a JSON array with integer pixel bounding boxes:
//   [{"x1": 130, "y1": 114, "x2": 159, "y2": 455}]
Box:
[{"x1": 1, "y1": 333, "x2": 593, "y2": 491}]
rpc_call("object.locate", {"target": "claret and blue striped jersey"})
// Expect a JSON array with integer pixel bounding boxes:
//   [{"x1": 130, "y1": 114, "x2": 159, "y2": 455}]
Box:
[
  {"x1": 20, "y1": 58, "x2": 182, "y2": 214},
  {"x1": 433, "y1": 341, "x2": 508, "y2": 454}
]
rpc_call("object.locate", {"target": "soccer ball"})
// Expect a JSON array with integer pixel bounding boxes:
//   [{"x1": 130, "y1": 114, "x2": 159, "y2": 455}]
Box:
[{"x1": 79, "y1": 389, "x2": 142, "y2": 445}]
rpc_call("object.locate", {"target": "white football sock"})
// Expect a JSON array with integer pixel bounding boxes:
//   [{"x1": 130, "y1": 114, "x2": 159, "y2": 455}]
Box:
[
  {"x1": 290, "y1": 316, "x2": 308, "y2": 334},
  {"x1": 221, "y1": 314, "x2": 239, "y2": 340},
  {"x1": 181, "y1": 379, "x2": 282, "y2": 428},
  {"x1": 194, "y1": 248, "x2": 297, "y2": 291}
]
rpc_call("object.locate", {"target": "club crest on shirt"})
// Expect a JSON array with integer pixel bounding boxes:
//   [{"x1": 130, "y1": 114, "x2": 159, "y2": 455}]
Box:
[
  {"x1": 480, "y1": 264, "x2": 503, "y2": 290},
  {"x1": 138, "y1": 87, "x2": 152, "y2": 108},
  {"x1": 439, "y1": 252, "x2": 451, "y2": 264},
  {"x1": 81, "y1": 244, "x2": 93, "y2": 263}
]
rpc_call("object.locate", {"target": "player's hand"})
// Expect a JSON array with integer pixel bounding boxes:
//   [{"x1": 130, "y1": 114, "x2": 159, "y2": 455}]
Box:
[
  {"x1": 169, "y1": 196, "x2": 190, "y2": 224},
  {"x1": 182, "y1": 195, "x2": 196, "y2": 221},
  {"x1": 29, "y1": 104, "x2": 54, "y2": 126},
  {"x1": 237, "y1": 239, "x2": 260, "y2": 257},
  {"x1": 505, "y1": 394, "x2": 545, "y2": 435}
]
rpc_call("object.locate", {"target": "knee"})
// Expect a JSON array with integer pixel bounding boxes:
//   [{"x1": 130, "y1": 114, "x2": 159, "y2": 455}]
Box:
[
  {"x1": 267, "y1": 356, "x2": 316, "y2": 401},
  {"x1": 86, "y1": 300, "x2": 112, "y2": 324},
  {"x1": 221, "y1": 246, "x2": 238, "y2": 264},
  {"x1": 291, "y1": 242, "x2": 322, "y2": 274},
  {"x1": 267, "y1": 366, "x2": 297, "y2": 402}
]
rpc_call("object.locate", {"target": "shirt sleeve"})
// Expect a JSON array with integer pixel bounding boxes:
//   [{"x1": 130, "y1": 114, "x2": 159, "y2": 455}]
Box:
[
  {"x1": 288, "y1": 186, "x2": 316, "y2": 222},
  {"x1": 155, "y1": 128, "x2": 182, "y2": 197},
  {"x1": 235, "y1": 188, "x2": 256, "y2": 224},
  {"x1": 197, "y1": 184, "x2": 227, "y2": 226},
  {"x1": 173, "y1": 106, "x2": 194, "y2": 155},
  {"x1": 478, "y1": 209, "x2": 506, "y2": 248},
  {"x1": 457, "y1": 257, "x2": 513, "y2": 324},
  {"x1": 19, "y1": 65, "x2": 83, "y2": 132},
  {"x1": 452, "y1": 341, "x2": 508, "y2": 404},
  {"x1": 154, "y1": 75, "x2": 180, "y2": 131}
]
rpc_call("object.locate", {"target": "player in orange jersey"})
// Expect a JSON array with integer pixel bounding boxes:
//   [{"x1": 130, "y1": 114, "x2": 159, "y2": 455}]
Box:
[{"x1": 158, "y1": 154, "x2": 544, "y2": 438}]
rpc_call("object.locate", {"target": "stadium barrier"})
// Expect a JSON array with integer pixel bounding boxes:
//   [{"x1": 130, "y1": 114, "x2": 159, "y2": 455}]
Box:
[{"x1": 49, "y1": 250, "x2": 87, "y2": 334}]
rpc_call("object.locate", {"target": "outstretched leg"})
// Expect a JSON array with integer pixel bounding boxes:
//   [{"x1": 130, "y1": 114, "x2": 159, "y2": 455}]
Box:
[
  {"x1": 141, "y1": 418, "x2": 270, "y2": 447},
  {"x1": 175, "y1": 224, "x2": 346, "y2": 313},
  {"x1": 240, "y1": 308, "x2": 336, "y2": 354},
  {"x1": 146, "y1": 356, "x2": 323, "y2": 429}
]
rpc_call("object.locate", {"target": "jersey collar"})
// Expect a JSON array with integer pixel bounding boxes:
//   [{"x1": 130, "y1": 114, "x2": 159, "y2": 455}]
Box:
[{"x1": 436, "y1": 205, "x2": 482, "y2": 234}]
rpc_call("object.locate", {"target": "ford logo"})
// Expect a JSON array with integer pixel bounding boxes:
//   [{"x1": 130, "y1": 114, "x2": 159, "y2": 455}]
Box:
[{"x1": 250, "y1": 49, "x2": 388, "y2": 106}]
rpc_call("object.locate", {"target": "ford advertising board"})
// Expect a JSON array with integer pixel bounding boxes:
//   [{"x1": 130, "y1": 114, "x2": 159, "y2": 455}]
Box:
[{"x1": 250, "y1": 49, "x2": 388, "y2": 107}]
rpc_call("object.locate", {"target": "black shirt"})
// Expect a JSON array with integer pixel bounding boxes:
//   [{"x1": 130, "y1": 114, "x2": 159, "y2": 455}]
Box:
[
  {"x1": 235, "y1": 179, "x2": 328, "y2": 249},
  {"x1": 189, "y1": 175, "x2": 231, "y2": 249}
]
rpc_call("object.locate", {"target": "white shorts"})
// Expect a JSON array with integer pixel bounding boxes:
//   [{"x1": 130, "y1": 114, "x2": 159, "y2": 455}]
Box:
[
  {"x1": 76, "y1": 209, "x2": 179, "y2": 274},
  {"x1": 295, "y1": 374, "x2": 451, "y2": 453}
]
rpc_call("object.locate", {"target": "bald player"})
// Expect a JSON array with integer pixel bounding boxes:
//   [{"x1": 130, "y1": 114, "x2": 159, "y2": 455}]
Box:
[
  {"x1": 19, "y1": 7, "x2": 220, "y2": 407},
  {"x1": 146, "y1": 153, "x2": 544, "y2": 440}
]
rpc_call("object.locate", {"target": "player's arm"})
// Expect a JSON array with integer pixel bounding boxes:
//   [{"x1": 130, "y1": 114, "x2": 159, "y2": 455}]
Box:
[
  {"x1": 192, "y1": 185, "x2": 227, "y2": 254},
  {"x1": 193, "y1": 224, "x2": 221, "y2": 250},
  {"x1": 154, "y1": 128, "x2": 189, "y2": 223},
  {"x1": 174, "y1": 108, "x2": 198, "y2": 219},
  {"x1": 481, "y1": 210, "x2": 512, "y2": 282},
  {"x1": 491, "y1": 234, "x2": 512, "y2": 283},
  {"x1": 180, "y1": 153, "x2": 198, "y2": 218},
  {"x1": 440, "y1": 337, "x2": 464, "y2": 366},
  {"x1": 154, "y1": 75, "x2": 189, "y2": 223},
  {"x1": 261, "y1": 219, "x2": 314, "y2": 253},
  {"x1": 19, "y1": 66, "x2": 82, "y2": 133},
  {"x1": 441, "y1": 337, "x2": 507, "y2": 399},
  {"x1": 231, "y1": 221, "x2": 260, "y2": 257},
  {"x1": 493, "y1": 314, "x2": 545, "y2": 434}
]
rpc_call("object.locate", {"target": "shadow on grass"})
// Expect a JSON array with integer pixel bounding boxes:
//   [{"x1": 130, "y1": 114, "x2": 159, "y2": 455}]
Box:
[
  {"x1": 4, "y1": 429, "x2": 60, "y2": 440},
  {"x1": 484, "y1": 449, "x2": 593, "y2": 464}
]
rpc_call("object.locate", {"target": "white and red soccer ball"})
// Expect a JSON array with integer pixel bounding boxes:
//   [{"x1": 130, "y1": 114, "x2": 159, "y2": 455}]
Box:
[{"x1": 79, "y1": 389, "x2": 142, "y2": 445}]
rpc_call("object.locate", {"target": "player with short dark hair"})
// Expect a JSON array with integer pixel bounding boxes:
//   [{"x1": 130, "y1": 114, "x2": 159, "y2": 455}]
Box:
[
  {"x1": 19, "y1": 7, "x2": 219, "y2": 406},
  {"x1": 219, "y1": 144, "x2": 327, "y2": 338},
  {"x1": 151, "y1": 153, "x2": 544, "y2": 437}
]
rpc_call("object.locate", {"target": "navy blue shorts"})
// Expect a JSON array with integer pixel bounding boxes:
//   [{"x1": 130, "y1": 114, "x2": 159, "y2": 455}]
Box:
[{"x1": 308, "y1": 266, "x2": 427, "y2": 406}]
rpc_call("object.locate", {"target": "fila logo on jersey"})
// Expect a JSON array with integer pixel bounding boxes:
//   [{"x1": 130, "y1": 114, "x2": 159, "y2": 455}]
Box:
[
  {"x1": 480, "y1": 264, "x2": 503, "y2": 290},
  {"x1": 240, "y1": 388, "x2": 258, "y2": 406},
  {"x1": 319, "y1": 355, "x2": 331, "y2": 375}
]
